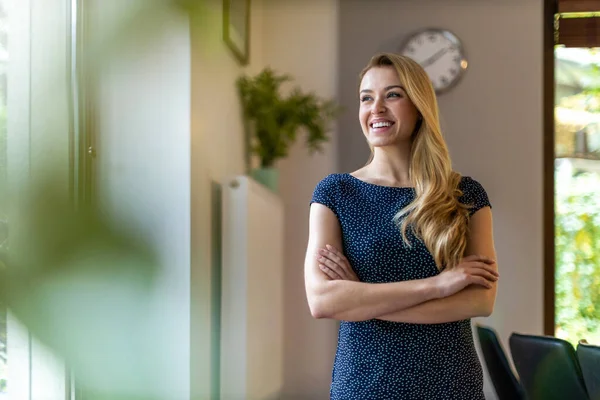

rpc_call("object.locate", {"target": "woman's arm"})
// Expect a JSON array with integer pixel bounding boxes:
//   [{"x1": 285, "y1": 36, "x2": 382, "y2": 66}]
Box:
[
  {"x1": 377, "y1": 286, "x2": 492, "y2": 324},
  {"x1": 305, "y1": 204, "x2": 439, "y2": 321},
  {"x1": 377, "y1": 207, "x2": 498, "y2": 324},
  {"x1": 305, "y1": 204, "x2": 496, "y2": 322}
]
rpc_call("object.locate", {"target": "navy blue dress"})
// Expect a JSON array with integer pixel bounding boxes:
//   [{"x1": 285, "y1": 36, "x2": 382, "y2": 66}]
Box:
[{"x1": 310, "y1": 173, "x2": 492, "y2": 400}]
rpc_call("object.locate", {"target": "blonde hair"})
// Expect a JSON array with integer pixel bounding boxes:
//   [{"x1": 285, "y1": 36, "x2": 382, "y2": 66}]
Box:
[{"x1": 359, "y1": 53, "x2": 469, "y2": 270}]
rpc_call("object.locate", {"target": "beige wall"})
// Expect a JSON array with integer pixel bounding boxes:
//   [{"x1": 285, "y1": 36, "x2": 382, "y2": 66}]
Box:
[
  {"x1": 338, "y1": 1, "x2": 544, "y2": 399},
  {"x1": 261, "y1": 1, "x2": 340, "y2": 398},
  {"x1": 191, "y1": 1, "x2": 340, "y2": 397},
  {"x1": 190, "y1": 0, "x2": 266, "y2": 397}
]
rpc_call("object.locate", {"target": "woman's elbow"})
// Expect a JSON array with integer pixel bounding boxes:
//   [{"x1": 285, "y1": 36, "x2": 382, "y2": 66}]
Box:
[
  {"x1": 310, "y1": 305, "x2": 328, "y2": 319},
  {"x1": 477, "y1": 294, "x2": 496, "y2": 317},
  {"x1": 306, "y1": 279, "x2": 338, "y2": 319},
  {"x1": 307, "y1": 295, "x2": 332, "y2": 319},
  {"x1": 478, "y1": 303, "x2": 494, "y2": 318}
]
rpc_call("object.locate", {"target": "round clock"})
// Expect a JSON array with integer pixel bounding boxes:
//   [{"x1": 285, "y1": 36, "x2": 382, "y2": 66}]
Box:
[{"x1": 399, "y1": 28, "x2": 468, "y2": 94}]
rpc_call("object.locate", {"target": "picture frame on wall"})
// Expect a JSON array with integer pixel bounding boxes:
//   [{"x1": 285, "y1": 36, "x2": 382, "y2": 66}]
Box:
[{"x1": 223, "y1": 0, "x2": 250, "y2": 65}]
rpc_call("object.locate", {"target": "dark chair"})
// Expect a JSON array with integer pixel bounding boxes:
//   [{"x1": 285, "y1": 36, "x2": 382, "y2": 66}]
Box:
[
  {"x1": 578, "y1": 340, "x2": 600, "y2": 400},
  {"x1": 509, "y1": 332, "x2": 589, "y2": 400},
  {"x1": 476, "y1": 325, "x2": 525, "y2": 400}
]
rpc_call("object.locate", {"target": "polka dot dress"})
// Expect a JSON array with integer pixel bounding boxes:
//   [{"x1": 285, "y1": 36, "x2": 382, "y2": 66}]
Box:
[{"x1": 310, "y1": 173, "x2": 492, "y2": 400}]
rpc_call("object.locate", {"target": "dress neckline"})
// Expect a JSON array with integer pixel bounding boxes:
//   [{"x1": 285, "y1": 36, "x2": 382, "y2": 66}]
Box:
[{"x1": 344, "y1": 173, "x2": 415, "y2": 190}]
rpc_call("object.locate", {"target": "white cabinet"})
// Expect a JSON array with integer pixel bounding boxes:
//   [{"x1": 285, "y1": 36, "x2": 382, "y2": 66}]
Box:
[{"x1": 221, "y1": 177, "x2": 284, "y2": 400}]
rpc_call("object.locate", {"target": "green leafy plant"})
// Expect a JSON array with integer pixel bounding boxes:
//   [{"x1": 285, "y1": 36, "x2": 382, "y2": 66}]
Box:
[{"x1": 236, "y1": 68, "x2": 342, "y2": 168}]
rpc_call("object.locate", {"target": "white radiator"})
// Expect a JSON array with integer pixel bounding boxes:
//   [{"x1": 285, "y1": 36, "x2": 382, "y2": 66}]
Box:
[{"x1": 220, "y1": 176, "x2": 284, "y2": 400}]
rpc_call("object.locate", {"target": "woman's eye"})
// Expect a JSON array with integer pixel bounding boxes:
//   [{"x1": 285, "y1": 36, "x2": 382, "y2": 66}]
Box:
[
  {"x1": 360, "y1": 96, "x2": 372, "y2": 102},
  {"x1": 387, "y1": 92, "x2": 402, "y2": 98}
]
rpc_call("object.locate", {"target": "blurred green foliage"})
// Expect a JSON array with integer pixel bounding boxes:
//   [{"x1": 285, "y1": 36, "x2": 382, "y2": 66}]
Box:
[
  {"x1": 0, "y1": 172, "x2": 164, "y2": 399},
  {"x1": 555, "y1": 170, "x2": 600, "y2": 345}
]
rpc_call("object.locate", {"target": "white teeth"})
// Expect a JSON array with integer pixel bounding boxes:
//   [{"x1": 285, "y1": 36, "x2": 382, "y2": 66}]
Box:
[{"x1": 372, "y1": 121, "x2": 392, "y2": 128}]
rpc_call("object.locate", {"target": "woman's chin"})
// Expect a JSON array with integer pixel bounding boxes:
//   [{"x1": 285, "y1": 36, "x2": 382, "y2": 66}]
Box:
[
  {"x1": 368, "y1": 136, "x2": 397, "y2": 147},
  {"x1": 367, "y1": 132, "x2": 413, "y2": 148}
]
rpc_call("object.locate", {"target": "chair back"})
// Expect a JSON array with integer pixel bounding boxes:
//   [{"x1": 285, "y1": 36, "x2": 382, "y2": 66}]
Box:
[
  {"x1": 509, "y1": 332, "x2": 588, "y2": 400},
  {"x1": 578, "y1": 340, "x2": 600, "y2": 400},
  {"x1": 476, "y1": 325, "x2": 525, "y2": 400}
]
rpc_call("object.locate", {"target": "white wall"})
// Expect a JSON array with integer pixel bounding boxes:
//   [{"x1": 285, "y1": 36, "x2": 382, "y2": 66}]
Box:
[
  {"x1": 337, "y1": 1, "x2": 544, "y2": 398},
  {"x1": 87, "y1": 0, "x2": 271, "y2": 397},
  {"x1": 261, "y1": 1, "x2": 340, "y2": 398},
  {"x1": 91, "y1": 1, "x2": 191, "y2": 398}
]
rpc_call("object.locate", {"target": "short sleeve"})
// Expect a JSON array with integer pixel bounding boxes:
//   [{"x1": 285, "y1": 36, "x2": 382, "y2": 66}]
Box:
[
  {"x1": 310, "y1": 174, "x2": 339, "y2": 216},
  {"x1": 459, "y1": 176, "x2": 492, "y2": 216}
]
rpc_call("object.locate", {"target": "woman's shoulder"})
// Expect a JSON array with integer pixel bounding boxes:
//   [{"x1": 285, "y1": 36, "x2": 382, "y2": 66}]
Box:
[
  {"x1": 313, "y1": 172, "x2": 362, "y2": 193},
  {"x1": 313, "y1": 173, "x2": 346, "y2": 192},
  {"x1": 456, "y1": 174, "x2": 492, "y2": 214},
  {"x1": 310, "y1": 173, "x2": 345, "y2": 210},
  {"x1": 458, "y1": 175, "x2": 487, "y2": 193}
]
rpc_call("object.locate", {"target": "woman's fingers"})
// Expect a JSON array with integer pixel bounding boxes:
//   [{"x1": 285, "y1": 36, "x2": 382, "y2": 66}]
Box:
[
  {"x1": 322, "y1": 246, "x2": 348, "y2": 266},
  {"x1": 465, "y1": 267, "x2": 498, "y2": 283},
  {"x1": 326, "y1": 244, "x2": 348, "y2": 261},
  {"x1": 470, "y1": 261, "x2": 499, "y2": 277},
  {"x1": 319, "y1": 263, "x2": 342, "y2": 280},
  {"x1": 318, "y1": 246, "x2": 359, "y2": 281},
  {"x1": 469, "y1": 275, "x2": 493, "y2": 289},
  {"x1": 320, "y1": 248, "x2": 343, "y2": 265},
  {"x1": 318, "y1": 254, "x2": 349, "y2": 280}
]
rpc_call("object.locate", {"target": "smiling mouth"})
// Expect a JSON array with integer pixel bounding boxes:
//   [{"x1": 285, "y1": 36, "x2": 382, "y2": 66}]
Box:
[{"x1": 370, "y1": 121, "x2": 395, "y2": 128}]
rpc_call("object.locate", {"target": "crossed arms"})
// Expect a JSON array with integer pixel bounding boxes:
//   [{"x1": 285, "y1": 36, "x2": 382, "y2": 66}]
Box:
[{"x1": 304, "y1": 204, "x2": 498, "y2": 324}]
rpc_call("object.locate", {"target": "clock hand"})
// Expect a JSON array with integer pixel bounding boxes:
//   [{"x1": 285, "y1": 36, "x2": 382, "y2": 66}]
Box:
[{"x1": 421, "y1": 47, "x2": 450, "y2": 67}]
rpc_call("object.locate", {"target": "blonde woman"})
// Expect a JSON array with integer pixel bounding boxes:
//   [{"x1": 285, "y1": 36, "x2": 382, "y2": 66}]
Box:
[{"x1": 305, "y1": 53, "x2": 498, "y2": 399}]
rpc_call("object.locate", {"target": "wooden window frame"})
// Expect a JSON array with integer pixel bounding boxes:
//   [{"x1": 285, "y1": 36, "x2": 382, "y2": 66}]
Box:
[
  {"x1": 544, "y1": 0, "x2": 556, "y2": 337},
  {"x1": 559, "y1": 0, "x2": 600, "y2": 13}
]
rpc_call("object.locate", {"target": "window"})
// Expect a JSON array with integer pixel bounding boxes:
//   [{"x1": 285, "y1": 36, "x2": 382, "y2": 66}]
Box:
[
  {"x1": 554, "y1": 47, "x2": 600, "y2": 345},
  {"x1": 0, "y1": 0, "x2": 8, "y2": 394},
  {"x1": 1, "y1": 0, "x2": 77, "y2": 398},
  {"x1": 546, "y1": 1, "x2": 600, "y2": 343}
]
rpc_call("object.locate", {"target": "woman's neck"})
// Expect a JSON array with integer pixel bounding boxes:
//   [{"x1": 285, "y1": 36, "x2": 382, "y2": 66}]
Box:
[{"x1": 365, "y1": 146, "x2": 412, "y2": 186}]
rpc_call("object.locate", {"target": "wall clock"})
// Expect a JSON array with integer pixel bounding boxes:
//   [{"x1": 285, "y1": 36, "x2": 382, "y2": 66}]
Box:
[{"x1": 399, "y1": 28, "x2": 468, "y2": 94}]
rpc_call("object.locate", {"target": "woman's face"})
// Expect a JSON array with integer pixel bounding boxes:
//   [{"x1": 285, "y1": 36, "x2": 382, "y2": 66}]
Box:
[{"x1": 359, "y1": 66, "x2": 420, "y2": 149}]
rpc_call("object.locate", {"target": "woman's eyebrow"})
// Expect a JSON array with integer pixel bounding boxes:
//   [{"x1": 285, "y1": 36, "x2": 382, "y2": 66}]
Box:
[{"x1": 359, "y1": 85, "x2": 405, "y2": 94}]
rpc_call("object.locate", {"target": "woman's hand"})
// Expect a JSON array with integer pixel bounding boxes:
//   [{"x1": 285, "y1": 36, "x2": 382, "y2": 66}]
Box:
[
  {"x1": 432, "y1": 255, "x2": 499, "y2": 298},
  {"x1": 316, "y1": 244, "x2": 360, "y2": 282}
]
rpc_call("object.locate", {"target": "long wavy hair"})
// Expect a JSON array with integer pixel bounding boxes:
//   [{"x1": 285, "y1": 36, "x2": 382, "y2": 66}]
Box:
[{"x1": 359, "y1": 53, "x2": 469, "y2": 270}]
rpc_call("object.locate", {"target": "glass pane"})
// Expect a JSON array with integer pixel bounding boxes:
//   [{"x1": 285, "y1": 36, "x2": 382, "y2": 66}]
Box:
[
  {"x1": 0, "y1": 0, "x2": 7, "y2": 394},
  {"x1": 555, "y1": 47, "x2": 600, "y2": 346}
]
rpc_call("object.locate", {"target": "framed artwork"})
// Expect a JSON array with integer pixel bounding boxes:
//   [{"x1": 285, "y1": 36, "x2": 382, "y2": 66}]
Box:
[{"x1": 223, "y1": 0, "x2": 250, "y2": 65}]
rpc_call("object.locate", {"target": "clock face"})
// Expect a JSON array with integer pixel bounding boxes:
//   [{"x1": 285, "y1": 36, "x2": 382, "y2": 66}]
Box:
[{"x1": 400, "y1": 29, "x2": 467, "y2": 94}]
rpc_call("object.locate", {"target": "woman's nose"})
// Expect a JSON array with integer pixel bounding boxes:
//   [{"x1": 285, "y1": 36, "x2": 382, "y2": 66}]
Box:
[{"x1": 372, "y1": 98, "x2": 386, "y2": 114}]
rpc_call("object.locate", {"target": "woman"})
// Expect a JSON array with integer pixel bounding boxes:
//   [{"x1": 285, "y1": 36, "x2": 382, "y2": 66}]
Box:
[{"x1": 304, "y1": 53, "x2": 499, "y2": 399}]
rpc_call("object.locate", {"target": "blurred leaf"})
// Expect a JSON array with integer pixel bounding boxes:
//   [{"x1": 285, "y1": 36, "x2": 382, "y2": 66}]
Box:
[{"x1": 0, "y1": 171, "x2": 165, "y2": 398}]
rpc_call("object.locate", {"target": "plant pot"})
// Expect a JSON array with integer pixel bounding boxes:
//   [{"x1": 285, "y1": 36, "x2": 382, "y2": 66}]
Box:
[{"x1": 251, "y1": 167, "x2": 279, "y2": 192}]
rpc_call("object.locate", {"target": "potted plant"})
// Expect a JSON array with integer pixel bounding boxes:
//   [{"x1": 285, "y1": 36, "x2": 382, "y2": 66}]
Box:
[{"x1": 236, "y1": 68, "x2": 341, "y2": 192}]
